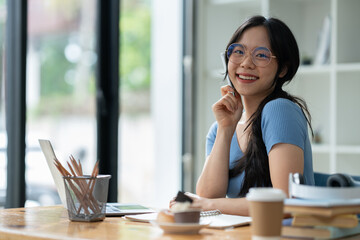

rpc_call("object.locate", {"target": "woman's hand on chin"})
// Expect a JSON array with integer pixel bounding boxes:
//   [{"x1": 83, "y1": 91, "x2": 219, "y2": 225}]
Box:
[{"x1": 212, "y1": 85, "x2": 243, "y2": 129}]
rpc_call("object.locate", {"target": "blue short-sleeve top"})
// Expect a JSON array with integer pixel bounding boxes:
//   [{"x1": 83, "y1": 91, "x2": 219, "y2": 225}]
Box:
[{"x1": 205, "y1": 98, "x2": 314, "y2": 198}]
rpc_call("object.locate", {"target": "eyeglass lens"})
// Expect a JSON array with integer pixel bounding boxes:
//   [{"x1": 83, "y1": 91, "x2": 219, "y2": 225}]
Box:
[{"x1": 227, "y1": 44, "x2": 273, "y2": 67}]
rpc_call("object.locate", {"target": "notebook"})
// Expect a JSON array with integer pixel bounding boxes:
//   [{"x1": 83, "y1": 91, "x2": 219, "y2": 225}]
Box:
[
  {"x1": 125, "y1": 210, "x2": 252, "y2": 229},
  {"x1": 39, "y1": 139, "x2": 155, "y2": 216},
  {"x1": 282, "y1": 218, "x2": 360, "y2": 239}
]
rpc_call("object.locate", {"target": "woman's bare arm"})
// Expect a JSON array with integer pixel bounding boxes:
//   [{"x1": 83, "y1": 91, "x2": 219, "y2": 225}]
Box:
[
  {"x1": 196, "y1": 127, "x2": 233, "y2": 198},
  {"x1": 268, "y1": 143, "x2": 304, "y2": 197},
  {"x1": 194, "y1": 143, "x2": 303, "y2": 216},
  {"x1": 196, "y1": 85, "x2": 243, "y2": 198}
]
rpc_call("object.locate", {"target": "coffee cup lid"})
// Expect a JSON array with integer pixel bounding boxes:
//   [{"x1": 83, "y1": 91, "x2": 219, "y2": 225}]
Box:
[{"x1": 246, "y1": 187, "x2": 286, "y2": 202}]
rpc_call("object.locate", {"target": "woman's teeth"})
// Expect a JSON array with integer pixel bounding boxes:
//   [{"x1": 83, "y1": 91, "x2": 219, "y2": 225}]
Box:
[{"x1": 238, "y1": 75, "x2": 258, "y2": 80}]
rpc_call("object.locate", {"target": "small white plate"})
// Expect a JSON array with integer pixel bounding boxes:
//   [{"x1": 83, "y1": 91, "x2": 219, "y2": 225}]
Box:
[{"x1": 151, "y1": 221, "x2": 210, "y2": 234}]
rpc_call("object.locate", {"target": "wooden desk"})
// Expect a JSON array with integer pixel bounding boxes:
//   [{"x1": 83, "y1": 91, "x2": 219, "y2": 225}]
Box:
[{"x1": 0, "y1": 206, "x2": 252, "y2": 240}]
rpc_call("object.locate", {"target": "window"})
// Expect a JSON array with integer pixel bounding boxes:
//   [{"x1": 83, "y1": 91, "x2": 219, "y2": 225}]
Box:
[
  {"x1": 25, "y1": 0, "x2": 97, "y2": 206},
  {"x1": 2, "y1": 0, "x2": 182, "y2": 209},
  {"x1": 118, "y1": 0, "x2": 153, "y2": 206},
  {"x1": 119, "y1": 0, "x2": 182, "y2": 207}
]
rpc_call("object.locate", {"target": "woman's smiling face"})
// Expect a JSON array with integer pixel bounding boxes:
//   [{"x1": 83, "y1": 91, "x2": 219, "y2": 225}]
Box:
[{"x1": 228, "y1": 26, "x2": 284, "y2": 100}]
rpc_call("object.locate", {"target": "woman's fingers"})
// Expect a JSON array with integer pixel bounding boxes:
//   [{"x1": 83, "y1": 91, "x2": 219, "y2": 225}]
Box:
[
  {"x1": 184, "y1": 192, "x2": 200, "y2": 199},
  {"x1": 214, "y1": 94, "x2": 238, "y2": 113},
  {"x1": 190, "y1": 199, "x2": 202, "y2": 209},
  {"x1": 169, "y1": 193, "x2": 215, "y2": 212},
  {"x1": 170, "y1": 192, "x2": 199, "y2": 209},
  {"x1": 169, "y1": 197, "x2": 176, "y2": 209},
  {"x1": 221, "y1": 85, "x2": 236, "y2": 96},
  {"x1": 221, "y1": 85, "x2": 242, "y2": 109},
  {"x1": 223, "y1": 96, "x2": 237, "y2": 113},
  {"x1": 212, "y1": 85, "x2": 244, "y2": 127}
]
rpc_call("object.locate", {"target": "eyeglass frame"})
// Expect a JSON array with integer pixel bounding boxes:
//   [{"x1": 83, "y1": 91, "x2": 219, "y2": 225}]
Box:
[{"x1": 226, "y1": 43, "x2": 277, "y2": 67}]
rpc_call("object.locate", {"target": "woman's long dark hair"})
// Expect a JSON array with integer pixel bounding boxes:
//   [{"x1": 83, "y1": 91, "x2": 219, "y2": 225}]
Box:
[{"x1": 225, "y1": 16, "x2": 313, "y2": 196}]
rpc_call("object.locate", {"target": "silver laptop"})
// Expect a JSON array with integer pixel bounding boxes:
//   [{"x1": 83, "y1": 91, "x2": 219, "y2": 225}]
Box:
[{"x1": 39, "y1": 139, "x2": 154, "y2": 216}]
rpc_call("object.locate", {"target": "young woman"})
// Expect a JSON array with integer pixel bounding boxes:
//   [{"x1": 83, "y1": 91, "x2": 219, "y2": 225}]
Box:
[{"x1": 190, "y1": 16, "x2": 315, "y2": 216}]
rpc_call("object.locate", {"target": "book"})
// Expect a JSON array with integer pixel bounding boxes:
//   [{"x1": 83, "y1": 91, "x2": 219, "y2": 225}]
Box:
[
  {"x1": 125, "y1": 210, "x2": 252, "y2": 229},
  {"x1": 284, "y1": 198, "x2": 360, "y2": 217},
  {"x1": 285, "y1": 198, "x2": 360, "y2": 207},
  {"x1": 314, "y1": 15, "x2": 331, "y2": 65},
  {"x1": 282, "y1": 218, "x2": 360, "y2": 239},
  {"x1": 292, "y1": 214, "x2": 358, "y2": 228},
  {"x1": 284, "y1": 204, "x2": 360, "y2": 217},
  {"x1": 282, "y1": 223, "x2": 360, "y2": 239}
]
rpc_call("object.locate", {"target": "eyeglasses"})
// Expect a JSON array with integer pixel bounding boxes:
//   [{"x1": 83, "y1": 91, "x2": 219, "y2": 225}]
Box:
[{"x1": 226, "y1": 43, "x2": 276, "y2": 67}]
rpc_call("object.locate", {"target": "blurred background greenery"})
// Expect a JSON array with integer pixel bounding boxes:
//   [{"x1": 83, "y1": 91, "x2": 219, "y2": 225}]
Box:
[
  {"x1": 0, "y1": 0, "x2": 153, "y2": 207},
  {"x1": 12, "y1": 0, "x2": 151, "y2": 118}
]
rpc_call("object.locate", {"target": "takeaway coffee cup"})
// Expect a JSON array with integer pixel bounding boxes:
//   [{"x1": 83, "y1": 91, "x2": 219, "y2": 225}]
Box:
[{"x1": 246, "y1": 188, "x2": 286, "y2": 240}]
